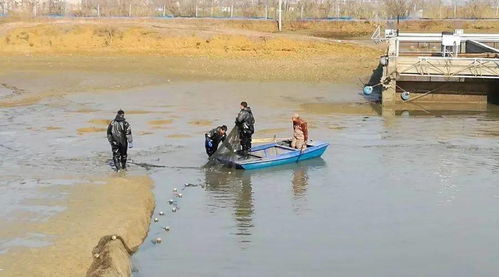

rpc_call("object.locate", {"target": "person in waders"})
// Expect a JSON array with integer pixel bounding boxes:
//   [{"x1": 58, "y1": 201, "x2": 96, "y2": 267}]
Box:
[
  {"x1": 205, "y1": 125, "x2": 228, "y2": 157},
  {"x1": 235, "y1": 101, "x2": 255, "y2": 157},
  {"x1": 107, "y1": 110, "x2": 133, "y2": 171},
  {"x1": 291, "y1": 113, "x2": 308, "y2": 150}
]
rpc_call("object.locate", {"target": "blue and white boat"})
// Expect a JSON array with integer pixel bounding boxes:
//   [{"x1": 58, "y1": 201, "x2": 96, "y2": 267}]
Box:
[{"x1": 217, "y1": 140, "x2": 329, "y2": 170}]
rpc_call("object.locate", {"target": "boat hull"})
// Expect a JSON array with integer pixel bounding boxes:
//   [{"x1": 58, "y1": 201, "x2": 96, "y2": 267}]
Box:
[{"x1": 217, "y1": 141, "x2": 329, "y2": 170}]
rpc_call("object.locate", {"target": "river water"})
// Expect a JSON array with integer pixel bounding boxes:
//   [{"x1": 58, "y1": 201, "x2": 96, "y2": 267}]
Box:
[
  {"x1": 128, "y1": 83, "x2": 498, "y2": 277},
  {"x1": 1, "y1": 81, "x2": 498, "y2": 276}
]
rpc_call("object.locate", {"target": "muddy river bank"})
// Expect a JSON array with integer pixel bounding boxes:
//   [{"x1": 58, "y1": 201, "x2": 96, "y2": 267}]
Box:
[{"x1": 1, "y1": 75, "x2": 499, "y2": 276}]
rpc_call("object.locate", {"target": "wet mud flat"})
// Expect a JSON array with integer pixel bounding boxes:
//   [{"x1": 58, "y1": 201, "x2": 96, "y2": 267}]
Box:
[
  {"x1": 0, "y1": 77, "x2": 364, "y2": 276},
  {"x1": 1, "y1": 77, "x2": 499, "y2": 276},
  {"x1": 0, "y1": 90, "x2": 156, "y2": 276}
]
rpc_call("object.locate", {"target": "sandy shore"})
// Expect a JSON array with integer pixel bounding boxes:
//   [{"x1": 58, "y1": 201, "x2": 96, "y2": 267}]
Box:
[
  {"x1": 0, "y1": 18, "x2": 383, "y2": 108},
  {"x1": 0, "y1": 53, "x2": 380, "y2": 108},
  {"x1": 0, "y1": 176, "x2": 154, "y2": 277}
]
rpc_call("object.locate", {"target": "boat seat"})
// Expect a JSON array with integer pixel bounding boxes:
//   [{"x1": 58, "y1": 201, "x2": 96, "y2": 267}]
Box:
[{"x1": 277, "y1": 145, "x2": 298, "y2": 151}]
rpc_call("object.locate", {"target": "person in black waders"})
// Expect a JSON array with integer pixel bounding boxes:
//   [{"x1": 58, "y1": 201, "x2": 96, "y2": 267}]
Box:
[
  {"x1": 107, "y1": 110, "x2": 133, "y2": 171},
  {"x1": 235, "y1": 101, "x2": 255, "y2": 158},
  {"x1": 205, "y1": 125, "x2": 228, "y2": 157}
]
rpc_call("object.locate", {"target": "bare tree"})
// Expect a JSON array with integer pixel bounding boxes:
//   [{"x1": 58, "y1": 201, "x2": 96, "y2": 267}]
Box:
[
  {"x1": 48, "y1": 0, "x2": 65, "y2": 15},
  {"x1": 383, "y1": 0, "x2": 413, "y2": 18},
  {"x1": 463, "y1": 0, "x2": 488, "y2": 18}
]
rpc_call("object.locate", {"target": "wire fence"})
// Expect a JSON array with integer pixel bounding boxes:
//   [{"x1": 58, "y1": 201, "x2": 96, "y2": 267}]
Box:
[{"x1": 0, "y1": 0, "x2": 498, "y2": 20}]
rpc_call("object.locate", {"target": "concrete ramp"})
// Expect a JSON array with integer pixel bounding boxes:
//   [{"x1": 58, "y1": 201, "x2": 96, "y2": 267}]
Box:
[{"x1": 466, "y1": 40, "x2": 499, "y2": 54}]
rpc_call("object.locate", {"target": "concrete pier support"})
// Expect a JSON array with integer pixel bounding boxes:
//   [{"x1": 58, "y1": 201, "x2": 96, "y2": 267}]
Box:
[
  {"x1": 382, "y1": 76, "x2": 396, "y2": 107},
  {"x1": 381, "y1": 52, "x2": 397, "y2": 110},
  {"x1": 377, "y1": 29, "x2": 499, "y2": 111},
  {"x1": 381, "y1": 38, "x2": 398, "y2": 110}
]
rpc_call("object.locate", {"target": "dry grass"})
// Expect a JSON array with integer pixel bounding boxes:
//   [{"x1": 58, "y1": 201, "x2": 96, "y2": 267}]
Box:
[
  {"x1": 0, "y1": 18, "x2": 383, "y2": 87},
  {"x1": 285, "y1": 20, "x2": 499, "y2": 39},
  {"x1": 0, "y1": 22, "x2": 375, "y2": 58}
]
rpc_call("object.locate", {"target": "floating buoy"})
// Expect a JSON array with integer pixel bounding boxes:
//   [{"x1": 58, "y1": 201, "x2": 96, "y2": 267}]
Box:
[
  {"x1": 177, "y1": 193, "x2": 183, "y2": 198},
  {"x1": 363, "y1": 86, "x2": 374, "y2": 95},
  {"x1": 173, "y1": 188, "x2": 178, "y2": 192},
  {"x1": 159, "y1": 211, "x2": 164, "y2": 216},
  {"x1": 172, "y1": 207, "x2": 177, "y2": 212},
  {"x1": 401, "y1": 91, "x2": 410, "y2": 101},
  {"x1": 154, "y1": 217, "x2": 159, "y2": 222},
  {"x1": 155, "y1": 237, "x2": 162, "y2": 244},
  {"x1": 162, "y1": 226, "x2": 171, "y2": 232},
  {"x1": 168, "y1": 199, "x2": 174, "y2": 205},
  {"x1": 111, "y1": 235, "x2": 117, "y2": 240}
]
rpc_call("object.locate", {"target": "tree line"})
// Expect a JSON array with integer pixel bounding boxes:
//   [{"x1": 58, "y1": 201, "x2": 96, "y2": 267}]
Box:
[{"x1": 0, "y1": 0, "x2": 497, "y2": 19}]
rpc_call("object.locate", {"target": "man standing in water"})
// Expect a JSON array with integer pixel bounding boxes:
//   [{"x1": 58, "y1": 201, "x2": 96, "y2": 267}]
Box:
[
  {"x1": 291, "y1": 113, "x2": 308, "y2": 150},
  {"x1": 205, "y1": 125, "x2": 228, "y2": 157},
  {"x1": 235, "y1": 101, "x2": 255, "y2": 157},
  {"x1": 107, "y1": 110, "x2": 133, "y2": 171}
]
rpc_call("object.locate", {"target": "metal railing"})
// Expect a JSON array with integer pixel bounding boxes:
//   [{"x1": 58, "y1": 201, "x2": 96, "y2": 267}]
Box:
[{"x1": 398, "y1": 57, "x2": 499, "y2": 79}]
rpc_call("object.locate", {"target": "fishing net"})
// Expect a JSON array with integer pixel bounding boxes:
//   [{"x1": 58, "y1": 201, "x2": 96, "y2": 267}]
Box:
[{"x1": 207, "y1": 126, "x2": 241, "y2": 166}]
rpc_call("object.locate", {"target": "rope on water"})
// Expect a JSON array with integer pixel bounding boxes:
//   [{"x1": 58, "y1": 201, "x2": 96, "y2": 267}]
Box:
[
  {"x1": 129, "y1": 161, "x2": 201, "y2": 170},
  {"x1": 396, "y1": 84, "x2": 448, "y2": 103}
]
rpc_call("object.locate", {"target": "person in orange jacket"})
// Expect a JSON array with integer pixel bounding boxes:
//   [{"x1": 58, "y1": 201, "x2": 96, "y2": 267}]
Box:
[{"x1": 291, "y1": 113, "x2": 308, "y2": 150}]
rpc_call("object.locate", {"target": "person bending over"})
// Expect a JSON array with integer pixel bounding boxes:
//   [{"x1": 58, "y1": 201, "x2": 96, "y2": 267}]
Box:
[{"x1": 205, "y1": 125, "x2": 228, "y2": 157}]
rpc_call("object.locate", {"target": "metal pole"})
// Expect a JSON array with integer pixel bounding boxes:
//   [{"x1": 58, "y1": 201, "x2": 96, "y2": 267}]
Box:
[
  {"x1": 264, "y1": 0, "x2": 268, "y2": 19},
  {"x1": 453, "y1": 0, "x2": 457, "y2": 18},
  {"x1": 211, "y1": 0, "x2": 214, "y2": 17},
  {"x1": 195, "y1": 0, "x2": 198, "y2": 17},
  {"x1": 336, "y1": 0, "x2": 339, "y2": 18},
  {"x1": 300, "y1": 3, "x2": 303, "y2": 19},
  {"x1": 97, "y1": 4, "x2": 100, "y2": 17},
  {"x1": 278, "y1": 0, "x2": 282, "y2": 31},
  {"x1": 230, "y1": 0, "x2": 233, "y2": 18},
  {"x1": 34, "y1": 0, "x2": 37, "y2": 16},
  {"x1": 129, "y1": 3, "x2": 131, "y2": 17},
  {"x1": 163, "y1": 4, "x2": 166, "y2": 17}
]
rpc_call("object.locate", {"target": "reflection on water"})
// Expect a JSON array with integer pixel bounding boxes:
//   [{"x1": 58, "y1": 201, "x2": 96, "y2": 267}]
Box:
[
  {"x1": 204, "y1": 168, "x2": 254, "y2": 243},
  {"x1": 292, "y1": 167, "x2": 308, "y2": 197},
  {"x1": 201, "y1": 159, "x2": 327, "y2": 245}
]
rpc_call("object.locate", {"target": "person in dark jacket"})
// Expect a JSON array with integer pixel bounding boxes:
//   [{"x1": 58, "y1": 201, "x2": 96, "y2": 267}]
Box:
[
  {"x1": 235, "y1": 101, "x2": 255, "y2": 156},
  {"x1": 107, "y1": 110, "x2": 133, "y2": 171},
  {"x1": 205, "y1": 125, "x2": 228, "y2": 157}
]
